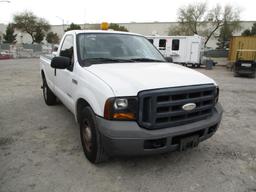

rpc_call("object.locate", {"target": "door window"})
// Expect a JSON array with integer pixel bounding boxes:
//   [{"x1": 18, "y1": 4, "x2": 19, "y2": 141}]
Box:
[{"x1": 60, "y1": 35, "x2": 74, "y2": 71}]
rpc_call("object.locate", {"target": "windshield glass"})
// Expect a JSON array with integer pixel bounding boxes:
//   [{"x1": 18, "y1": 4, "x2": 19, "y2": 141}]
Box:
[{"x1": 77, "y1": 33, "x2": 165, "y2": 65}]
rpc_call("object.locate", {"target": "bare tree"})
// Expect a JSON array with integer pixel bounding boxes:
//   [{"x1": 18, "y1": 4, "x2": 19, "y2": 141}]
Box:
[
  {"x1": 169, "y1": 3, "x2": 241, "y2": 46},
  {"x1": 205, "y1": 5, "x2": 240, "y2": 45}
]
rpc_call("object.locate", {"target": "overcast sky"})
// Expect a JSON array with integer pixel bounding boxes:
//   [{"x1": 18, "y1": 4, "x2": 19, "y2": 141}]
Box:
[{"x1": 0, "y1": 0, "x2": 255, "y2": 25}]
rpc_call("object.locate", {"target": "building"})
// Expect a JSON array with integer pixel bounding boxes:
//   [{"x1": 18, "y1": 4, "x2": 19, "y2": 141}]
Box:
[{"x1": 0, "y1": 21, "x2": 255, "y2": 48}]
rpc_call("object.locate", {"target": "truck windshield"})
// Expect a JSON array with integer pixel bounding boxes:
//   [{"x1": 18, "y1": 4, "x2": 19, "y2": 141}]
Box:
[{"x1": 77, "y1": 33, "x2": 165, "y2": 65}]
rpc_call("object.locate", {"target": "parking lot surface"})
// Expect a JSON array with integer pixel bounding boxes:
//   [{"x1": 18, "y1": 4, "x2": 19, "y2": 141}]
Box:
[{"x1": 0, "y1": 59, "x2": 256, "y2": 192}]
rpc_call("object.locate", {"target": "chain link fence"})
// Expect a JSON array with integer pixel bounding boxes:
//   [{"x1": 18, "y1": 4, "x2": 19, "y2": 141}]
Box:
[{"x1": 0, "y1": 43, "x2": 53, "y2": 59}]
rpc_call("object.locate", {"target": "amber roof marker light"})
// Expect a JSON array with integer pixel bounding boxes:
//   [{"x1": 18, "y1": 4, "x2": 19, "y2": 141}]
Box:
[{"x1": 101, "y1": 22, "x2": 109, "y2": 30}]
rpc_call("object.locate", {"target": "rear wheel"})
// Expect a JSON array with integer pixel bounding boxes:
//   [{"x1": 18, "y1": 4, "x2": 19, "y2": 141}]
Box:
[
  {"x1": 42, "y1": 76, "x2": 57, "y2": 105},
  {"x1": 80, "y1": 107, "x2": 108, "y2": 163}
]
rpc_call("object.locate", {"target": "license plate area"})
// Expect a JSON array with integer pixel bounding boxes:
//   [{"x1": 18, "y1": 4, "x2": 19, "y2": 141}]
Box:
[{"x1": 179, "y1": 135, "x2": 199, "y2": 151}]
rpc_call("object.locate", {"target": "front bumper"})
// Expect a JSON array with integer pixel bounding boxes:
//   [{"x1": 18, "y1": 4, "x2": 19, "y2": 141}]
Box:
[{"x1": 96, "y1": 103, "x2": 223, "y2": 156}]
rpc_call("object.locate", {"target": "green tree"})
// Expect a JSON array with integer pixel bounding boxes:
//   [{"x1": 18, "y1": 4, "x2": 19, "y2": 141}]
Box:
[
  {"x1": 241, "y1": 22, "x2": 256, "y2": 36},
  {"x1": 3, "y1": 23, "x2": 17, "y2": 44},
  {"x1": 34, "y1": 27, "x2": 45, "y2": 43},
  {"x1": 251, "y1": 23, "x2": 256, "y2": 35},
  {"x1": 65, "y1": 23, "x2": 81, "y2": 32},
  {"x1": 46, "y1": 32, "x2": 59, "y2": 44},
  {"x1": 170, "y1": 3, "x2": 241, "y2": 45},
  {"x1": 242, "y1": 29, "x2": 252, "y2": 36},
  {"x1": 13, "y1": 11, "x2": 50, "y2": 44},
  {"x1": 109, "y1": 23, "x2": 129, "y2": 32},
  {"x1": 216, "y1": 21, "x2": 232, "y2": 49}
]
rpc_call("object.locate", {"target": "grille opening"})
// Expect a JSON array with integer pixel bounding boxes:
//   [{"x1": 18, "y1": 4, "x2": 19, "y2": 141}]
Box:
[
  {"x1": 157, "y1": 95, "x2": 170, "y2": 102},
  {"x1": 155, "y1": 117, "x2": 169, "y2": 123},
  {"x1": 171, "y1": 115, "x2": 186, "y2": 121},
  {"x1": 203, "y1": 90, "x2": 213, "y2": 96},
  {"x1": 172, "y1": 105, "x2": 181, "y2": 111},
  {"x1": 195, "y1": 102, "x2": 201, "y2": 107},
  {"x1": 187, "y1": 112, "x2": 200, "y2": 118},
  {"x1": 172, "y1": 130, "x2": 205, "y2": 145},
  {"x1": 157, "y1": 106, "x2": 170, "y2": 113},
  {"x1": 189, "y1": 92, "x2": 201, "y2": 98},
  {"x1": 142, "y1": 97, "x2": 151, "y2": 122},
  {"x1": 172, "y1": 94, "x2": 187, "y2": 100},
  {"x1": 144, "y1": 138, "x2": 167, "y2": 149},
  {"x1": 203, "y1": 100, "x2": 213, "y2": 106},
  {"x1": 208, "y1": 124, "x2": 218, "y2": 134}
]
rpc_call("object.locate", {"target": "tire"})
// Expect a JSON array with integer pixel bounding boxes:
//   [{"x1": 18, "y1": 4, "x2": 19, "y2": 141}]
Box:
[
  {"x1": 80, "y1": 107, "x2": 108, "y2": 163},
  {"x1": 42, "y1": 76, "x2": 57, "y2": 106}
]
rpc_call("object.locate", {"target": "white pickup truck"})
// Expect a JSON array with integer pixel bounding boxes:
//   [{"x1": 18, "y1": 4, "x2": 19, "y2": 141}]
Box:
[{"x1": 40, "y1": 30, "x2": 223, "y2": 163}]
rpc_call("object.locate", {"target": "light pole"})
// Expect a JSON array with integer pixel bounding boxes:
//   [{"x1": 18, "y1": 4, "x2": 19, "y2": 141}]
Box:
[{"x1": 56, "y1": 16, "x2": 65, "y2": 35}]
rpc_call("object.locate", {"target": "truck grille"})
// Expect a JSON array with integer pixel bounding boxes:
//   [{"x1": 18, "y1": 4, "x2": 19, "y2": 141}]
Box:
[{"x1": 138, "y1": 84, "x2": 216, "y2": 129}]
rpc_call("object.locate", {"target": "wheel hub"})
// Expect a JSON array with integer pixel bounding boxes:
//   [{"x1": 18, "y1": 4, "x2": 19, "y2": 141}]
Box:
[{"x1": 83, "y1": 123, "x2": 92, "y2": 152}]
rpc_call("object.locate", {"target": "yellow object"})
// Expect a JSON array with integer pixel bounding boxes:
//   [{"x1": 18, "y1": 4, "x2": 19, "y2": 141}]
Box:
[
  {"x1": 113, "y1": 113, "x2": 135, "y2": 120},
  {"x1": 229, "y1": 36, "x2": 256, "y2": 62},
  {"x1": 101, "y1": 22, "x2": 109, "y2": 30}
]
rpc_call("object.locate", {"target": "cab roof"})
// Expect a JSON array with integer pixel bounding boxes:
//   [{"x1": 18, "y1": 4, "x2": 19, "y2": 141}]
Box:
[{"x1": 65, "y1": 30, "x2": 143, "y2": 37}]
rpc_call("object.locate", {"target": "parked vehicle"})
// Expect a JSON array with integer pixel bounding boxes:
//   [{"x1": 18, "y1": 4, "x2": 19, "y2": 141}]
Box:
[
  {"x1": 147, "y1": 35, "x2": 205, "y2": 67},
  {"x1": 40, "y1": 29, "x2": 223, "y2": 163},
  {"x1": 233, "y1": 49, "x2": 256, "y2": 78}
]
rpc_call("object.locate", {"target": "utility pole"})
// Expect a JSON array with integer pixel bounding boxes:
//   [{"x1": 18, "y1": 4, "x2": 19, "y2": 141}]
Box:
[{"x1": 56, "y1": 16, "x2": 65, "y2": 35}]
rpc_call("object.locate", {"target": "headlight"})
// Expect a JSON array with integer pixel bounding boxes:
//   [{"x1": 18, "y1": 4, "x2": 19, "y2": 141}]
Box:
[
  {"x1": 114, "y1": 98, "x2": 128, "y2": 110},
  {"x1": 215, "y1": 86, "x2": 219, "y2": 104},
  {"x1": 104, "y1": 97, "x2": 138, "y2": 120}
]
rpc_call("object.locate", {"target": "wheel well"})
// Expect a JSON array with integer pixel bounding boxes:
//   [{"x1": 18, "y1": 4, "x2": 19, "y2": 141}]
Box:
[
  {"x1": 41, "y1": 70, "x2": 45, "y2": 80},
  {"x1": 76, "y1": 98, "x2": 91, "y2": 123}
]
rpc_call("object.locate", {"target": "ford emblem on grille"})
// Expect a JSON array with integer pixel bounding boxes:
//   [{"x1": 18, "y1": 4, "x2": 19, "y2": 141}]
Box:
[{"x1": 182, "y1": 103, "x2": 196, "y2": 111}]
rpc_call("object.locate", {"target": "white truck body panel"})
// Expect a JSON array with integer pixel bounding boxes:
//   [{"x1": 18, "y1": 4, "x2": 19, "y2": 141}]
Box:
[
  {"x1": 40, "y1": 31, "x2": 215, "y2": 118},
  {"x1": 86, "y1": 62, "x2": 215, "y2": 96},
  {"x1": 147, "y1": 35, "x2": 205, "y2": 64}
]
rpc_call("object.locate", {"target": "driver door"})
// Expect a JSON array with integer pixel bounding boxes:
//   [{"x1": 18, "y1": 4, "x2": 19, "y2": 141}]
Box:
[{"x1": 54, "y1": 35, "x2": 76, "y2": 112}]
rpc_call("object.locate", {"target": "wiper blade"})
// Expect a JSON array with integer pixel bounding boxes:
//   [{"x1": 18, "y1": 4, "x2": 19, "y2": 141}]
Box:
[{"x1": 130, "y1": 58, "x2": 165, "y2": 62}]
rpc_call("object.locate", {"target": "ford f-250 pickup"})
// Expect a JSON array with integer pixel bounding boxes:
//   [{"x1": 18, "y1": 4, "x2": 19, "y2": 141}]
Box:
[{"x1": 40, "y1": 30, "x2": 223, "y2": 163}]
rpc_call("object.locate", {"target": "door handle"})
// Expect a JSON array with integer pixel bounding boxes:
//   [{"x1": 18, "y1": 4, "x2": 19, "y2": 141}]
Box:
[{"x1": 72, "y1": 79, "x2": 78, "y2": 85}]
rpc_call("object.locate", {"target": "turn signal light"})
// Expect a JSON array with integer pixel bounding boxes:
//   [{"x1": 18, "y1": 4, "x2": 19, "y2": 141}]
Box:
[
  {"x1": 104, "y1": 97, "x2": 138, "y2": 121},
  {"x1": 113, "y1": 113, "x2": 135, "y2": 120}
]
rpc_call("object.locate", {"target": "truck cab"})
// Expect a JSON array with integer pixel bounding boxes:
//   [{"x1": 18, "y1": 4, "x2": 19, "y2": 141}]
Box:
[{"x1": 40, "y1": 29, "x2": 222, "y2": 163}]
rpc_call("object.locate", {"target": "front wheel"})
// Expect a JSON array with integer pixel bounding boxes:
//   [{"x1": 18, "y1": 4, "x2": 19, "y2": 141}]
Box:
[
  {"x1": 80, "y1": 107, "x2": 108, "y2": 163},
  {"x1": 42, "y1": 76, "x2": 57, "y2": 105}
]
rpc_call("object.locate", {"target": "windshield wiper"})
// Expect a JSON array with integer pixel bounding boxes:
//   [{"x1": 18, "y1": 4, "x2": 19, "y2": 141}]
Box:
[
  {"x1": 130, "y1": 58, "x2": 165, "y2": 62},
  {"x1": 82, "y1": 57, "x2": 135, "y2": 65}
]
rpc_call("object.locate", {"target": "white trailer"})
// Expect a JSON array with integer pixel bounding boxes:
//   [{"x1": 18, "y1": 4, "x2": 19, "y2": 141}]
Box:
[{"x1": 147, "y1": 35, "x2": 205, "y2": 67}]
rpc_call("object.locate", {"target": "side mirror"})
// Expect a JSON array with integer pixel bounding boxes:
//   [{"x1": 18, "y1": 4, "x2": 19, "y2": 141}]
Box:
[
  {"x1": 51, "y1": 56, "x2": 70, "y2": 69},
  {"x1": 165, "y1": 57, "x2": 173, "y2": 63}
]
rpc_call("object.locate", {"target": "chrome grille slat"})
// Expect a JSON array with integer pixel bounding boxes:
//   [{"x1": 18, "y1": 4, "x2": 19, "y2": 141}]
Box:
[
  {"x1": 138, "y1": 84, "x2": 216, "y2": 129},
  {"x1": 156, "y1": 95, "x2": 214, "y2": 107},
  {"x1": 155, "y1": 104, "x2": 214, "y2": 118}
]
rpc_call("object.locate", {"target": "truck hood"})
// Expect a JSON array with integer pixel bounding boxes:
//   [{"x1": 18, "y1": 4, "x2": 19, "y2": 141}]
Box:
[{"x1": 86, "y1": 62, "x2": 216, "y2": 96}]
